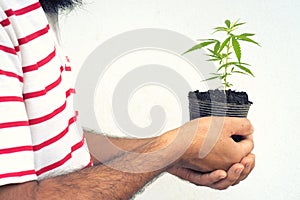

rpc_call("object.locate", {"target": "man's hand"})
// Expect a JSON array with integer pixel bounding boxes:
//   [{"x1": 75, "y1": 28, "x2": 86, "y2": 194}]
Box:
[
  {"x1": 172, "y1": 117, "x2": 254, "y2": 173},
  {"x1": 168, "y1": 153, "x2": 255, "y2": 190}
]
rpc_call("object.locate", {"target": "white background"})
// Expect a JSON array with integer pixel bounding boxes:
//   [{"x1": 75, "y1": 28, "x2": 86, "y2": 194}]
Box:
[{"x1": 59, "y1": 0, "x2": 300, "y2": 199}]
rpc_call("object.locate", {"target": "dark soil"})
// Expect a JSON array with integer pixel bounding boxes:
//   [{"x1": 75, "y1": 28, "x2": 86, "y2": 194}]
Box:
[
  {"x1": 188, "y1": 89, "x2": 252, "y2": 141},
  {"x1": 189, "y1": 89, "x2": 252, "y2": 105},
  {"x1": 231, "y1": 135, "x2": 245, "y2": 142}
]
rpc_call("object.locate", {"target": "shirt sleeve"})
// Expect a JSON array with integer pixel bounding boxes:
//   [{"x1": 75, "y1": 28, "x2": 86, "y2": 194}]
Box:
[{"x1": 0, "y1": 15, "x2": 37, "y2": 186}]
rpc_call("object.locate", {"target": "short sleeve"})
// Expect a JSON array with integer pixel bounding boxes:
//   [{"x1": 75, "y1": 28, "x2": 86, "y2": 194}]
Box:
[{"x1": 0, "y1": 12, "x2": 37, "y2": 186}]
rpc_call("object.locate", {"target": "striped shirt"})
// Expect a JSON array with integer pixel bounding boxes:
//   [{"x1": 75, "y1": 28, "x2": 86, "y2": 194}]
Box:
[{"x1": 0, "y1": 0, "x2": 92, "y2": 186}]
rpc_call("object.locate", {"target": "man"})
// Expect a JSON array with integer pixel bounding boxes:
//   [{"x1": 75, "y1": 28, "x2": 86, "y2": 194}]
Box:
[{"x1": 0, "y1": 0, "x2": 255, "y2": 199}]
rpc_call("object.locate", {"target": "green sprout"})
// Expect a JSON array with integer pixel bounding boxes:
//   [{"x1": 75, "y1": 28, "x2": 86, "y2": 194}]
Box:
[{"x1": 184, "y1": 19, "x2": 260, "y2": 91}]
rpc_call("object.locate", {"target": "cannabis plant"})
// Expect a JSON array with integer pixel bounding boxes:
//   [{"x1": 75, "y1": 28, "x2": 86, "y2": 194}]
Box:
[{"x1": 184, "y1": 19, "x2": 260, "y2": 90}]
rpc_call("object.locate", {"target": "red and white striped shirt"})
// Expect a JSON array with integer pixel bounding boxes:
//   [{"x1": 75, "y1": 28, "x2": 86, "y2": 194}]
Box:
[{"x1": 0, "y1": 0, "x2": 92, "y2": 186}]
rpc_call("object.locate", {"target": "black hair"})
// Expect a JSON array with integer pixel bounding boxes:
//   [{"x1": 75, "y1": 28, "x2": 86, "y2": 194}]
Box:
[{"x1": 39, "y1": 0, "x2": 82, "y2": 15}]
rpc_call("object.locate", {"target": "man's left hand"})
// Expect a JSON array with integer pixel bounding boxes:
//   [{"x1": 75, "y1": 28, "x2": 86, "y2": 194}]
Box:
[{"x1": 168, "y1": 153, "x2": 255, "y2": 190}]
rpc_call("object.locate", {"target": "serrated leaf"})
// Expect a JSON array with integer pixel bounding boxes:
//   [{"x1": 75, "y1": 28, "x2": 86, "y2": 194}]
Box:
[
  {"x1": 220, "y1": 37, "x2": 232, "y2": 51},
  {"x1": 235, "y1": 65, "x2": 255, "y2": 77},
  {"x1": 217, "y1": 62, "x2": 249, "y2": 71},
  {"x1": 214, "y1": 26, "x2": 227, "y2": 30},
  {"x1": 207, "y1": 58, "x2": 221, "y2": 61},
  {"x1": 212, "y1": 27, "x2": 228, "y2": 34},
  {"x1": 237, "y1": 36, "x2": 261, "y2": 46},
  {"x1": 183, "y1": 41, "x2": 215, "y2": 54},
  {"x1": 225, "y1": 20, "x2": 231, "y2": 28},
  {"x1": 232, "y1": 37, "x2": 241, "y2": 62},
  {"x1": 239, "y1": 33, "x2": 255, "y2": 37},
  {"x1": 218, "y1": 36, "x2": 231, "y2": 53},
  {"x1": 217, "y1": 62, "x2": 237, "y2": 71},
  {"x1": 214, "y1": 41, "x2": 220, "y2": 53},
  {"x1": 232, "y1": 71, "x2": 248, "y2": 75},
  {"x1": 232, "y1": 22, "x2": 246, "y2": 28},
  {"x1": 206, "y1": 54, "x2": 220, "y2": 59},
  {"x1": 208, "y1": 49, "x2": 221, "y2": 58},
  {"x1": 202, "y1": 75, "x2": 221, "y2": 82}
]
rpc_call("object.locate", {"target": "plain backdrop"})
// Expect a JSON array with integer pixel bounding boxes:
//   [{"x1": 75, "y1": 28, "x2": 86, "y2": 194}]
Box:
[{"x1": 59, "y1": 0, "x2": 300, "y2": 199}]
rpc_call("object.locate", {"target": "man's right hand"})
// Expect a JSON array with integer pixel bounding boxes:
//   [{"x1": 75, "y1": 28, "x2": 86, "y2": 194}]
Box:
[{"x1": 169, "y1": 117, "x2": 254, "y2": 173}]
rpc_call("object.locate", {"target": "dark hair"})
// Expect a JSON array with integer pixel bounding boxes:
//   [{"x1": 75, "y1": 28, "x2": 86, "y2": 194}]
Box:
[{"x1": 39, "y1": 0, "x2": 82, "y2": 15}]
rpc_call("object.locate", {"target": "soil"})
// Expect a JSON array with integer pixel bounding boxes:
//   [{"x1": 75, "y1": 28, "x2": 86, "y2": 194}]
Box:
[
  {"x1": 190, "y1": 89, "x2": 252, "y2": 105},
  {"x1": 188, "y1": 89, "x2": 252, "y2": 142}
]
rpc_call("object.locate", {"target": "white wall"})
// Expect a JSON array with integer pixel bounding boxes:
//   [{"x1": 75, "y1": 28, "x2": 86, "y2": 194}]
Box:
[{"x1": 59, "y1": 0, "x2": 300, "y2": 199}]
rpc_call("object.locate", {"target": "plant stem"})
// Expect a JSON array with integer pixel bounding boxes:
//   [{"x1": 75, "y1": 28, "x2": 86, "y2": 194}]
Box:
[{"x1": 224, "y1": 42, "x2": 230, "y2": 92}]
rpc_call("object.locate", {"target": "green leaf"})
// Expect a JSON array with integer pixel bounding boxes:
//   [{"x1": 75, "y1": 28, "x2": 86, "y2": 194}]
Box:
[
  {"x1": 218, "y1": 36, "x2": 231, "y2": 53},
  {"x1": 207, "y1": 58, "x2": 221, "y2": 61},
  {"x1": 202, "y1": 75, "x2": 221, "y2": 82},
  {"x1": 222, "y1": 82, "x2": 233, "y2": 87},
  {"x1": 207, "y1": 49, "x2": 222, "y2": 59},
  {"x1": 217, "y1": 62, "x2": 236, "y2": 71},
  {"x1": 232, "y1": 37, "x2": 241, "y2": 62},
  {"x1": 212, "y1": 27, "x2": 228, "y2": 34},
  {"x1": 217, "y1": 62, "x2": 249, "y2": 71},
  {"x1": 239, "y1": 33, "x2": 255, "y2": 37},
  {"x1": 214, "y1": 41, "x2": 220, "y2": 53},
  {"x1": 237, "y1": 36, "x2": 261, "y2": 46},
  {"x1": 183, "y1": 41, "x2": 215, "y2": 54},
  {"x1": 231, "y1": 19, "x2": 245, "y2": 28},
  {"x1": 206, "y1": 54, "x2": 220, "y2": 59},
  {"x1": 214, "y1": 26, "x2": 227, "y2": 30},
  {"x1": 226, "y1": 82, "x2": 233, "y2": 87},
  {"x1": 232, "y1": 22, "x2": 246, "y2": 28},
  {"x1": 232, "y1": 71, "x2": 248, "y2": 75},
  {"x1": 220, "y1": 74, "x2": 227, "y2": 79},
  {"x1": 225, "y1": 20, "x2": 231, "y2": 28},
  {"x1": 235, "y1": 64, "x2": 255, "y2": 77}
]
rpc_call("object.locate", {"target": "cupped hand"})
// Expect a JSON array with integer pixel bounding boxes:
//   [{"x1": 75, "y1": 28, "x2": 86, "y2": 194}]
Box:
[
  {"x1": 168, "y1": 153, "x2": 255, "y2": 190},
  {"x1": 176, "y1": 117, "x2": 254, "y2": 172}
]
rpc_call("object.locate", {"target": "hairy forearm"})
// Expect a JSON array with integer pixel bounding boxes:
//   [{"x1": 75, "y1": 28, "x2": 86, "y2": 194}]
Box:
[
  {"x1": 83, "y1": 129, "x2": 153, "y2": 164},
  {"x1": 1, "y1": 131, "x2": 179, "y2": 200}
]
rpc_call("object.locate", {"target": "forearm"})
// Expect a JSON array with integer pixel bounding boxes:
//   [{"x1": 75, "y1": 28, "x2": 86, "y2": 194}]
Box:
[
  {"x1": 83, "y1": 129, "x2": 153, "y2": 164},
  {"x1": 1, "y1": 130, "x2": 179, "y2": 200}
]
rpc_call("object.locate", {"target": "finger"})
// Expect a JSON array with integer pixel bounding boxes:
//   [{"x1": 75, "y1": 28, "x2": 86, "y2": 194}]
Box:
[
  {"x1": 225, "y1": 117, "x2": 254, "y2": 136},
  {"x1": 171, "y1": 168, "x2": 228, "y2": 186},
  {"x1": 236, "y1": 137, "x2": 254, "y2": 157},
  {"x1": 211, "y1": 164, "x2": 244, "y2": 190},
  {"x1": 191, "y1": 170, "x2": 228, "y2": 186},
  {"x1": 233, "y1": 154, "x2": 255, "y2": 185}
]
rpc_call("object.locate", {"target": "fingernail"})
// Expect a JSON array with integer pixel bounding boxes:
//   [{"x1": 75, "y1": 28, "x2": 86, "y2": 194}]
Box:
[{"x1": 235, "y1": 169, "x2": 243, "y2": 174}]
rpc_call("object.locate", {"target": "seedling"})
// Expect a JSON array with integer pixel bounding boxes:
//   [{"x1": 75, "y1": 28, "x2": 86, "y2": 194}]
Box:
[{"x1": 184, "y1": 19, "x2": 260, "y2": 91}]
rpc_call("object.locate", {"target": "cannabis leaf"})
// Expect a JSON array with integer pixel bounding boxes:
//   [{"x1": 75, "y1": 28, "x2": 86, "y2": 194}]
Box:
[{"x1": 232, "y1": 37, "x2": 241, "y2": 63}]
